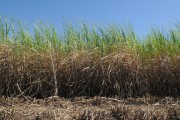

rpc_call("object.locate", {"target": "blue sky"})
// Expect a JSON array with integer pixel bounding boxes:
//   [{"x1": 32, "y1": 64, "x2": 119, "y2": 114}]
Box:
[{"x1": 0, "y1": 0, "x2": 180, "y2": 37}]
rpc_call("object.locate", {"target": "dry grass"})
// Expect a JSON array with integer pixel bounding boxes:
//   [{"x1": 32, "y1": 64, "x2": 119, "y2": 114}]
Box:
[{"x1": 0, "y1": 48, "x2": 180, "y2": 98}]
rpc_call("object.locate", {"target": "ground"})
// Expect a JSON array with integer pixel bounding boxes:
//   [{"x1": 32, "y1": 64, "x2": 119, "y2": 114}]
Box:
[{"x1": 0, "y1": 96, "x2": 180, "y2": 120}]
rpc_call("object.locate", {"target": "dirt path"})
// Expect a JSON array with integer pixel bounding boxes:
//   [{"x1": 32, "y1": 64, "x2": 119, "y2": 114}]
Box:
[{"x1": 0, "y1": 96, "x2": 180, "y2": 120}]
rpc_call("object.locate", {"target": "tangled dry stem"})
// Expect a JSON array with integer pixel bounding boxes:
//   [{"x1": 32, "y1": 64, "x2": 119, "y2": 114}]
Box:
[{"x1": 0, "y1": 45, "x2": 180, "y2": 99}]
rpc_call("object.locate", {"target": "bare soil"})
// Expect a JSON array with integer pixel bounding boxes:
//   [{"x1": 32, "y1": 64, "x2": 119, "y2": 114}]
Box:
[{"x1": 0, "y1": 96, "x2": 180, "y2": 120}]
